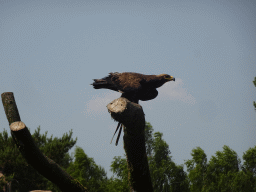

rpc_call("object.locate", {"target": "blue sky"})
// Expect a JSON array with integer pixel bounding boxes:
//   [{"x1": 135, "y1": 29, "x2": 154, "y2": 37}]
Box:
[{"x1": 0, "y1": 0, "x2": 255, "y2": 178}]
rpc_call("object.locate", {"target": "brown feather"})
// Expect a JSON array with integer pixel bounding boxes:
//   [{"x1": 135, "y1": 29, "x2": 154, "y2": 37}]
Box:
[
  {"x1": 91, "y1": 72, "x2": 175, "y2": 145},
  {"x1": 92, "y1": 72, "x2": 175, "y2": 103}
]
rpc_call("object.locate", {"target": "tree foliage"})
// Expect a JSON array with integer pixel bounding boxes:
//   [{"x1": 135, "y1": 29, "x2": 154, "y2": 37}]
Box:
[
  {"x1": 109, "y1": 122, "x2": 190, "y2": 192},
  {"x1": 0, "y1": 126, "x2": 76, "y2": 191},
  {"x1": 185, "y1": 147, "x2": 207, "y2": 192},
  {"x1": 185, "y1": 145, "x2": 256, "y2": 192},
  {"x1": 1, "y1": 121, "x2": 255, "y2": 191},
  {"x1": 109, "y1": 156, "x2": 130, "y2": 192},
  {"x1": 205, "y1": 145, "x2": 240, "y2": 191},
  {"x1": 149, "y1": 131, "x2": 189, "y2": 192},
  {"x1": 66, "y1": 146, "x2": 108, "y2": 192}
]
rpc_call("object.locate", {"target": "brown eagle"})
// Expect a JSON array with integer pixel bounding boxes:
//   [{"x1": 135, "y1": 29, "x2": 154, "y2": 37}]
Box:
[{"x1": 91, "y1": 72, "x2": 175, "y2": 146}]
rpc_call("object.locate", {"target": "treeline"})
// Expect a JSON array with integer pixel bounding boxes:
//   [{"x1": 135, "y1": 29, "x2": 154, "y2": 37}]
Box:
[
  {"x1": 1, "y1": 77, "x2": 255, "y2": 191},
  {"x1": 0, "y1": 122, "x2": 255, "y2": 192}
]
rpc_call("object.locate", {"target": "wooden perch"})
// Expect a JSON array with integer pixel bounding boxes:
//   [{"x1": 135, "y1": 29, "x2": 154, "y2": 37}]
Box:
[
  {"x1": 1, "y1": 92, "x2": 88, "y2": 192},
  {"x1": 107, "y1": 97, "x2": 153, "y2": 192}
]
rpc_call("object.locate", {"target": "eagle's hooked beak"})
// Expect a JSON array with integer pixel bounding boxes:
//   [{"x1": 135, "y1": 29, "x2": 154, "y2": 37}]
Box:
[{"x1": 167, "y1": 76, "x2": 175, "y2": 81}]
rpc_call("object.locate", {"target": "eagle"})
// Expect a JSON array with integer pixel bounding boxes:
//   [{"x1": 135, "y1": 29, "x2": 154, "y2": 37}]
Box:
[{"x1": 91, "y1": 72, "x2": 175, "y2": 146}]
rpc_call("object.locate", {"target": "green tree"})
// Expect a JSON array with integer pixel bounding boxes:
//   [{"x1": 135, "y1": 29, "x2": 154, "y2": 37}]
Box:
[
  {"x1": 237, "y1": 146, "x2": 256, "y2": 191},
  {"x1": 109, "y1": 122, "x2": 189, "y2": 192},
  {"x1": 0, "y1": 126, "x2": 76, "y2": 192},
  {"x1": 106, "y1": 123, "x2": 155, "y2": 192},
  {"x1": 243, "y1": 146, "x2": 256, "y2": 177},
  {"x1": 207, "y1": 145, "x2": 240, "y2": 191},
  {"x1": 145, "y1": 122, "x2": 154, "y2": 157},
  {"x1": 231, "y1": 169, "x2": 255, "y2": 192},
  {"x1": 147, "y1": 128, "x2": 189, "y2": 192},
  {"x1": 108, "y1": 156, "x2": 130, "y2": 192},
  {"x1": 66, "y1": 146, "x2": 108, "y2": 192},
  {"x1": 184, "y1": 147, "x2": 207, "y2": 192},
  {"x1": 105, "y1": 177, "x2": 129, "y2": 192},
  {"x1": 185, "y1": 146, "x2": 256, "y2": 192},
  {"x1": 149, "y1": 131, "x2": 173, "y2": 192}
]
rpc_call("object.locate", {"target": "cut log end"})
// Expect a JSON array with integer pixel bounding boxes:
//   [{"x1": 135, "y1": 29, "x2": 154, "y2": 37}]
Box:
[
  {"x1": 10, "y1": 121, "x2": 26, "y2": 131},
  {"x1": 107, "y1": 97, "x2": 128, "y2": 113}
]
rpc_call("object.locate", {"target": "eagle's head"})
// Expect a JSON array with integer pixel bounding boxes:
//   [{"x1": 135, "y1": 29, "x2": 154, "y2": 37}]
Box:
[{"x1": 158, "y1": 74, "x2": 175, "y2": 82}]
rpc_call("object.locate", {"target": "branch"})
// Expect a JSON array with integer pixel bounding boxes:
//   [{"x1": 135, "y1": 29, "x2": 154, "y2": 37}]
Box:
[
  {"x1": 107, "y1": 97, "x2": 153, "y2": 192},
  {"x1": 1, "y1": 92, "x2": 88, "y2": 192}
]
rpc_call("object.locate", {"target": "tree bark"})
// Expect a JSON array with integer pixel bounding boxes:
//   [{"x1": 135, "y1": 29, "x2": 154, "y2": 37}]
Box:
[
  {"x1": 107, "y1": 97, "x2": 153, "y2": 192},
  {"x1": 1, "y1": 92, "x2": 88, "y2": 192}
]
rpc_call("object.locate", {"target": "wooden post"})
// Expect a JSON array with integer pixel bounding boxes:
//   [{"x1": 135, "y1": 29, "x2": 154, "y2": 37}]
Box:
[
  {"x1": 1, "y1": 92, "x2": 88, "y2": 192},
  {"x1": 107, "y1": 97, "x2": 153, "y2": 192}
]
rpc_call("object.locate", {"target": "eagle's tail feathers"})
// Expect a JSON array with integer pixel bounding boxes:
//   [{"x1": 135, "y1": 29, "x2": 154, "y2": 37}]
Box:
[{"x1": 91, "y1": 79, "x2": 110, "y2": 89}]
